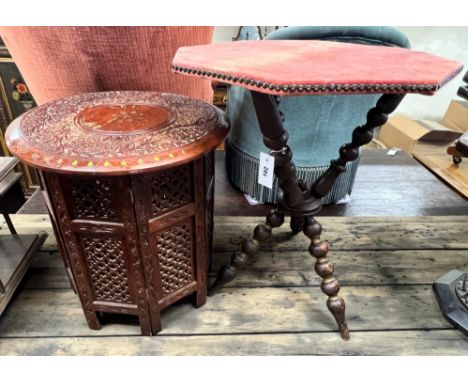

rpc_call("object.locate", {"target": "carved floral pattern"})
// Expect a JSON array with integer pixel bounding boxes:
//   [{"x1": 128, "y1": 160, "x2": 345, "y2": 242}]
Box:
[
  {"x1": 20, "y1": 91, "x2": 220, "y2": 157},
  {"x1": 6, "y1": 91, "x2": 227, "y2": 174}
]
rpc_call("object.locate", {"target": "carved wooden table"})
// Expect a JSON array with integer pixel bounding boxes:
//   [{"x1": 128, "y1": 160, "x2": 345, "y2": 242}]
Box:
[
  {"x1": 6, "y1": 91, "x2": 228, "y2": 335},
  {"x1": 173, "y1": 40, "x2": 463, "y2": 339}
]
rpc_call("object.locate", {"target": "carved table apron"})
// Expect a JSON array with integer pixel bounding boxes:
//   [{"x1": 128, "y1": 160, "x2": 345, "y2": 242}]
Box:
[
  {"x1": 6, "y1": 91, "x2": 228, "y2": 335},
  {"x1": 173, "y1": 40, "x2": 463, "y2": 340}
]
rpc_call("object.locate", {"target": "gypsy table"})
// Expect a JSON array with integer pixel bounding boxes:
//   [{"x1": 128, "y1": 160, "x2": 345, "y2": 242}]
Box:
[
  {"x1": 173, "y1": 40, "x2": 463, "y2": 339},
  {"x1": 6, "y1": 91, "x2": 228, "y2": 335}
]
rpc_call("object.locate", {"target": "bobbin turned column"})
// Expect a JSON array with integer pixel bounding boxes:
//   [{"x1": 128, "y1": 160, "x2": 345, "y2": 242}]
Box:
[{"x1": 311, "y1": 94, "x2": 406, "y2": 198}]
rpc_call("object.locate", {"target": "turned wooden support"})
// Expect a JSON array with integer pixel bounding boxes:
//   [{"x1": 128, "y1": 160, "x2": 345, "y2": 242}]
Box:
[
  {"x1": 303, "y1": 215, "x2": 349, "y2": 340},
  {"x1": 251, "y1": 91, "x2": 304, "y2": 208},
  {"x1": 311, "y1": 94, "x2": 405, "y2": 198},
  {"x1": 210, "y1": 92, "x2": 308, "y2": 293},
  {"x1": 209, "y1": 209, "x2": 285, "y2": 294},
  {"x1": 290, "y1": 216, "x2": 305, "y2": 234}
]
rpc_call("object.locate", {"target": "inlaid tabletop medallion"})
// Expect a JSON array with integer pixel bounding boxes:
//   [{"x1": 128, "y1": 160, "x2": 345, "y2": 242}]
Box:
[
  {"x1": 76, "y1": 104, "x2": 173, "y2": 135},
  {"x1": 173, "y1": 40, "x2": 463, "y2": 96},
  {"x1": 6, "y1": 91, "x2": 228, "y2": 175}
]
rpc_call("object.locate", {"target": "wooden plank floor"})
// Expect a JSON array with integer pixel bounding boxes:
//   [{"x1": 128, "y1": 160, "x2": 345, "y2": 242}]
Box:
[
  {"x1": 1, "y1": 215, "x2": 468, "y2": 355},
  {"x1": 1, "y1": 149, "x2": 468, "y2": 355}
]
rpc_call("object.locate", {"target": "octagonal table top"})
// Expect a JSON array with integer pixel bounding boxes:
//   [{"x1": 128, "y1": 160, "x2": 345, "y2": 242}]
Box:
[
  {"x1": 172, "y1": 40, "x2": 463, "y2": 96},
  {"x1": 6, "y1": 91, "x2": 228, "y2": 175}
]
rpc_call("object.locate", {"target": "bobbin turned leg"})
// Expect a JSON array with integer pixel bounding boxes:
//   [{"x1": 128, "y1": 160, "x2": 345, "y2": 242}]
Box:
[
  {"x1": 210, "y1": 91, "x2": 305, "y2": 293},
  {"x1": 290, "y1": 216, "x2": 304, "y2": 234},
  {"x1": 209, "y1": 209, "x2": 284, "y2": 295},
  {"x1": 302, "y1": 94, "x2": 406, "y2": 340},
  {"x1": 303, "y1": 215, "x2": 349, "y2": 340}
]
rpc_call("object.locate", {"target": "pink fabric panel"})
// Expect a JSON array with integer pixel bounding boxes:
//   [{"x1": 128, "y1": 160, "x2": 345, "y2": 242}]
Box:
[
  {"x1": 0, "y1": 26, "x2": 214, "y2": 105},
  {"x1": 173, "y1": 40, "x2": 463, "y2": 96}
]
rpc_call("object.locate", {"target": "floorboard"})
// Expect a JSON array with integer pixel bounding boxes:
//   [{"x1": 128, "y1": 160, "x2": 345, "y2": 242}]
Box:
[
  {"x1": 1, "y1": 330, "x2": 467, "y2": 356},
  {"x1": 0, "y1": 284, "x2": 454, "y2": 339},
  {"x1": 23, "y1": 249, "x2": 468, "y2": 289},
  {"x1": 3, "y1": 215, "x2": 468, "y2": 252}
]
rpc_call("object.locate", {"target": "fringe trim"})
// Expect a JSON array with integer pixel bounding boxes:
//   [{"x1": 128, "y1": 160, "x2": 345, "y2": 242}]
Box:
[{"x1": 225, "y1": 139, "x2": 360, "y2": 205}]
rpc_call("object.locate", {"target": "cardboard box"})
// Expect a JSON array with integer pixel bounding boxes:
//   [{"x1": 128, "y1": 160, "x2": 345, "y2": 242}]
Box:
[
  {"x1": 441, "y1": 100, "x2": 468, "y2": 132},
  {"x1": 378, "y1": 116, "x2": 461, "y2": 154},
  {"x1": 414, "y1": 149, "x2": 468, "y2": 199}
]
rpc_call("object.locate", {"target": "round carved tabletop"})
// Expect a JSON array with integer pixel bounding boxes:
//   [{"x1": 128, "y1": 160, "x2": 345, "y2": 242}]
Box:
[{"x1": 6, "y1": 91, "x2": 228, "y2": 175}]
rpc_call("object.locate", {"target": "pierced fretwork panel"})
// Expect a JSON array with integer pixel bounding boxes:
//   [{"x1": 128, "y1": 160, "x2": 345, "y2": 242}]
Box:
[
  {"x1": 155, "y1": 221, "x2": 195, "y2": 297},
  {"x1": 81, "y1": 235, "x2": 133, "y2": 304},
  {"x1": 149, "y1": 165, "x2": 193, "y2": 217},
  {"x1": 69, "y1": 178, "x2": 118, "y2": 220}
]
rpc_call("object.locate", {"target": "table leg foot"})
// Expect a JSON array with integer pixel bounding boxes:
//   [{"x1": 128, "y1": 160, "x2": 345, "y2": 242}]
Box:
[
  {"x1": 84, "y1": 309, "x2": 102, "y2": 330},
  {"x1": 209, "y1": 209, "x2": 284, "y2": 295},
  {"x1": 194, "y1": 288, "x2": 207, "y2": 308},
  {"x1": 209, "y1": 264, "x2": 238, "y2": 295},
  {"x1": 148, "y1": 313, "x2": 162, "y2": 335},
  {"x1": 304, "y1": 215, "x2": 349, "y2": 340},
  {"x1": 328, "y1": 296, "x2": 350, "y2": 340}
]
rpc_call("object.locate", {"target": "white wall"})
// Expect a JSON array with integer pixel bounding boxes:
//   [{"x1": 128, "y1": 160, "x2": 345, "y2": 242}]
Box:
[
  {"x1": 213, "y1": 26, "x2": 238, "y2": 42},
  {"x1": 213, "y1": 26, "x2": 279, "y2": 42},
  {"x1": 213, "y1": 26, "x2": 467, "y2": 121},
  {"x1": 395, "y1": 27, "x2": 467, "y2": 121}
]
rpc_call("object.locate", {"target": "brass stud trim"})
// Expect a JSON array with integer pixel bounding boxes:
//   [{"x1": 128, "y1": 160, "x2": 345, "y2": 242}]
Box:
[{"x1": 172, "y1": 64, "x2": 441, "y2": 94}]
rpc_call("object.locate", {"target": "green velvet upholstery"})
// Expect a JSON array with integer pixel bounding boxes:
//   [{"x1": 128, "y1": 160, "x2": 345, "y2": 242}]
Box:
[{"x1": 225, "y1": 26, "x2": 410, "y2": 204}]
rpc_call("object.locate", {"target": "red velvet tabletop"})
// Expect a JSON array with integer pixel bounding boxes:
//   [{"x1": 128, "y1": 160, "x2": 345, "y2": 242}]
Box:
[{"x1": 172, "y1": 40, "x2": 463, "y2": 96}]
